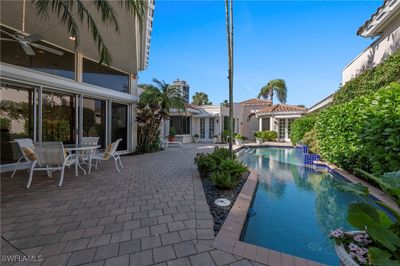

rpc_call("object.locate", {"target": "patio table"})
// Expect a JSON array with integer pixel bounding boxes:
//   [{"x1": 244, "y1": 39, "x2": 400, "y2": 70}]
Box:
[{"x1": 64, "y1": 144, "x2": 100, "y2": 175}]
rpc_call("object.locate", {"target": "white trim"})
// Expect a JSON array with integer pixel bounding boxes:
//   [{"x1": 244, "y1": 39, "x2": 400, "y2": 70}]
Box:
[{"x1": 0, "y1": 63, "x2": 138, "y2": 103}]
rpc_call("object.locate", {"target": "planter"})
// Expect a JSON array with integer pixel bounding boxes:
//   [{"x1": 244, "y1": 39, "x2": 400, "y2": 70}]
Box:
[
  {"x1": 212, "y1": 137, "x2": 218, "y2": 144},
  {"x1": 194, "y1": 137, "x2": 200, "y2": 143},
  {"x1": 235, "y1": 139, "x2": 243, "y2": 146},
  {"x1": 334, "y1": 231, "x2": 366, "y2": 266},
  {"x1": 334, "y1": 244, "x2": 360, "y2": 266},
  {"x1": 168, "y1": 136, "x2": 176, "y2": 142},
  {"x1": 256, "y1": 138, "x2": 263, "y2": 144}
]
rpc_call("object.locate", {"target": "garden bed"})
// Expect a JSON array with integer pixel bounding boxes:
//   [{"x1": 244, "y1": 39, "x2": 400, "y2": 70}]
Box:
[{"x1": 200, "y1": 171, "x2": 249, "y2": 234}]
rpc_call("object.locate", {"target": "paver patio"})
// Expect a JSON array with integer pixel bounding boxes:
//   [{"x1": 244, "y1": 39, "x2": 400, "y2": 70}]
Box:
[{"x1": 1, "y1": 144, "x2": 264, "y2": 266}]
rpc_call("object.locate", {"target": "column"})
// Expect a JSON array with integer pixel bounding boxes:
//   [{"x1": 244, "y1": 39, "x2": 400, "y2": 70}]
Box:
[{"x1": 259, "y1": 117, "x2": 263, "y2": 131}]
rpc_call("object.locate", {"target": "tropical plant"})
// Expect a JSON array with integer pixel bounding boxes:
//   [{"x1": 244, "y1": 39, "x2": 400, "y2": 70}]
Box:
[
  {"x1": 192, "y1": 92, "x2": 212, "y2": 105},
  {"x1": 221, "y1": 99, "x2": 229, "y2": 107},
  {"x1": 0, "y1": 117, "x2": 11, "y2": 130},
  {"x1": 33, "y1": 0, "x2": 149, "y2": 65},
  {"x1": 258, "y1": 79, "x2": 287, "y2": 104},
  {"x1": 194, "y1": 134, "x2": 199, "y2": 138},
  {"x1": 210, "y1": 159, "x2": 247, "y2": 189},
  {"x1": 136, "y1": 79, "x2": 186, "y2": 153},
  {"x1": 254, "y1": 131, "x2": 263, "y2": 139},
  {"x1": 194, "y1": 153, "x2": 218, "y2": 177},
  {"x1": 259, "y1": 130, "x2": 277, "y2": 141},
  {"x1": 331, "y1": 170, "x2": 400, "y2": 265},
  {"x1": 169, "y1": 126, "x2": 177, "y2": 137}
]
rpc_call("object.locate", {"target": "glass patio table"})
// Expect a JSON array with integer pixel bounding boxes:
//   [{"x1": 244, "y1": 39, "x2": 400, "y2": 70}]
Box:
[{"x1": 64, "y1": 144, "x2": 100, "y2": 175}]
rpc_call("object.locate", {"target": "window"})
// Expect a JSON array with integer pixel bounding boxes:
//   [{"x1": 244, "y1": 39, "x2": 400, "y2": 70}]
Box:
[
  {"x1": 83, "y1": 58, "x2": 129, "y2": 93},
  {"x1": 223, "y1": 116, "x2": 236, "y2": 132},
  {"x1": 200, "y1": 118, "x2": 205, "y2": 139},
  {"x1": 1, "y1": 27, "x2": 75, "y2": 80},
  {"x1": 0, "y1": 83, "x2": 35, "y2": 164},
  {"x1": 42, "y1": 91, "x2": 76, "y2": 144},
  {"x1": 83, "y1": 98, "x2": 106, "y2": 148},
  {"x1": 278, "y1": 119, "x2": 286, "y2": 139},
  {"x1": 170, "y1": 116, "x2": 191, "y2": 135},
  {"x1": 208, "y1": 118, "x2": 214, "y2": 139},
  {"x1": 111, "y1": 103, "x2": 128, "y2": 150}
]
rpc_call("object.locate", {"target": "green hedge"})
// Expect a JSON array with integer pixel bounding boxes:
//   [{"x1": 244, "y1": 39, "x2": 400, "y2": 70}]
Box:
[
  {"x1": 316, "y1": 82, "x2": 400, "y2": 174},
  {"x1": 333, "y1": 49, "x2": 400, "y2": 105},
  {"x1": 290, "y1": 115, "x2": 317, "y2": 145}
]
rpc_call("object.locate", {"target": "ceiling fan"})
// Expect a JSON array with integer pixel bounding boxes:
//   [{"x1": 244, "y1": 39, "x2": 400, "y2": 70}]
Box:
[{"x1": 0, "y1": 29, "x2": 64, "y2": 56}]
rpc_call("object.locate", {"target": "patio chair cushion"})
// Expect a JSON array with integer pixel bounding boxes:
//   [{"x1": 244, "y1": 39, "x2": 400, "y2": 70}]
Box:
[
  {"x1": 22, "y1": 147, "x2": 37, "y2": 161},
  {"x1": 104, "y1": 144, "x2": 113, "y2": 160}
]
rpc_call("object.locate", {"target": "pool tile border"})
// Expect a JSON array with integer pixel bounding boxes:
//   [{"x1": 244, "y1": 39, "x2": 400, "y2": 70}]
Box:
[{"x1": 212, "y1": 169, "x2": 325, "y2": 266}]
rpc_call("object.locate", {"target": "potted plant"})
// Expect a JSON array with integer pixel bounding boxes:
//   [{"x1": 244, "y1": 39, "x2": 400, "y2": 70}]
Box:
[
  {"x1": 212, "y1": 134, "x2": 218, "y2": 143},
  {"x1": 234, "y1": 134, "x2": 244, "y2": 146},
  {"x1": 193, "y1": 134, "x2": 200, "y2": 143},
  {"x1": 168, "y1": 126, "x2": 176, "y2": 142},
  {"x1": 254, "y1": 131, "x2": 263, "y2": 144},
  {"x1": 330, "y1": 170, "x2": 400, "y2": 266}
]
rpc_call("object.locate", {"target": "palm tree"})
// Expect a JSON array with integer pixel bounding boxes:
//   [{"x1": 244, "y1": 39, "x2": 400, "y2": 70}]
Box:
[
  {"x1": 225, "y1": 0, "x2": 234, "y2": 157},
  {"x1": 140, "y1": 79, "x2": 186, "y2": 114},
  {"x1": 32, "y1": 0, "x2": 148, "y2": 65},
  {"x1": 258, "y1": 79, "x2": 287, "y2": 104}
]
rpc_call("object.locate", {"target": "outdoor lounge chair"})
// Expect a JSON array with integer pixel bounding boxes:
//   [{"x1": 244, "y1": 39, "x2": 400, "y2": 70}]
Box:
[
  {"x1": 81, "y1": 137, "x2": 100, "y2": 174},
  {"x1": 11, "y1": 138, "x2": 34, "y2": 178},
  {"x1": 28, "y1": 142, "x2": 77, "y2": 188},
  {"x1": 92, "y1": 138, "x2": 123, "y2": 173}
]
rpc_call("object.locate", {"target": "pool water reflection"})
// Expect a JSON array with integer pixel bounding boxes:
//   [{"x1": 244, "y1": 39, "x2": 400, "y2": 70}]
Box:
[{"x1": 239, "y1": 147, "x2": 368, "y2": 266}]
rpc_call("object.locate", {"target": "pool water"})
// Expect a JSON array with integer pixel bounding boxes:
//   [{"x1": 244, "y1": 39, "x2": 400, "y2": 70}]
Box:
[{"x1": 238, "y1": 147, "x2": 369, "y2": 266}]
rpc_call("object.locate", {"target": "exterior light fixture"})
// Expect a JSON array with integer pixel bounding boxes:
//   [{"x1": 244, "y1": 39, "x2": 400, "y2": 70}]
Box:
[{"x1": 69, "y1": 36, "x2": 76, "y2": 41}]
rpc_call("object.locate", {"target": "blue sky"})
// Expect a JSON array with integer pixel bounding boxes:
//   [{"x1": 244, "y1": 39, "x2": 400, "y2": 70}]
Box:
[{"x1": 139, "y1": 0, "x2": 382, "y2": 107}]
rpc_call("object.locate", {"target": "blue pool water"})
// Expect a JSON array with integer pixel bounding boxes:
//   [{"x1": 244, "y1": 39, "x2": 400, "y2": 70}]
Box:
[{"x1": 238, "y1": 147, "x2": 369, "y2": 266}]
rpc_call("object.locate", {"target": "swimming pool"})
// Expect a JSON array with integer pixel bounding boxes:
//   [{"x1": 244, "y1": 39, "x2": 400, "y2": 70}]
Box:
[{"x1": 238, "y1": 147, "x2": 369, "y2": 266}]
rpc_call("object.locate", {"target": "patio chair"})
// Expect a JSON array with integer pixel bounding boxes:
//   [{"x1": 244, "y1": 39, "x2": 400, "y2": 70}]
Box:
[
  {"x1": 11, "y1": 138, "x2": 34, "y2": 178},
  {"x1": 28, "y1": 142, "x2": 77, "y2": 188},
  {"x1": 160, "y1": 138, "x2": 168, "y2": 149},
  {"x1": 81, "y1": 137, "x2": 100, "y2": 174},
  {"x1": 92, "y1": 138, "x2": 123, "y2": 172}
]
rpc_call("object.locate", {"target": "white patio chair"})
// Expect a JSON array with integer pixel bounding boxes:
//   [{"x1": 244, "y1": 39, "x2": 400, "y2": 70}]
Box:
[
  {"x1": 11, "y1": 138, "x2": 34, "y2": 178},
  {"x1": 81, "y1": 137, "x2": 100, "y2": 174},
  {"x1": 27, "y1": 142, "x2": 77, "y2": 188},
  {"x1": 92, "y1": 138, "x2": 123, "y2": 173},
  {"x1": 160, "y1": 138, "x2": 168, "y2": 149}
]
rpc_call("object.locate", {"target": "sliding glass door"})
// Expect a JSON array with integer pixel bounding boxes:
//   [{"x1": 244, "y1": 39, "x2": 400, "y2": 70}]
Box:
[
  {"x1": 0, "y1": 83, "x2": 35, "y2": 164},
  {"x1": 83, "y1": 98, "x2": 106, "y2": 148},
  {"x1": 111, "y1": 103, "x2": 127, "y2": 151},
  {"x1": 42, "y1": 91, "x2": 76, "y2": 144}
]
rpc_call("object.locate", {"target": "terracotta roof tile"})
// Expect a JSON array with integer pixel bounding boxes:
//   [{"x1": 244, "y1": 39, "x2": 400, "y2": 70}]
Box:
[
  {"x1": 257, "y1": 104, "x2": 306, "y2": 114},
  {"x1": 357, "y1": 0, "x2": 391, "y2": 36},
  {"x1": 240, "y1": 98, "x2": 272, "y2": 106}
]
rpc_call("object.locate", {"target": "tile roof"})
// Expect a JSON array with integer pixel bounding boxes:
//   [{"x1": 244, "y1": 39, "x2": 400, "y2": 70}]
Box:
[
  {"x1": 240, "y1": 98, "x2": 272, "y2": 106},
  {"x1": 257, "y1": 104, "x2": 306, "y2": 114},
  {"x1": 357, "y1": 0, "x2": 392, "y2": 36}
]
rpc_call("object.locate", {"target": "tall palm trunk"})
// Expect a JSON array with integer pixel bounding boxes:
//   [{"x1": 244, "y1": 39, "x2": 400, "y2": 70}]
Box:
[{"x1": 225, "y1": 0, "x2": 234, "y2": 157}]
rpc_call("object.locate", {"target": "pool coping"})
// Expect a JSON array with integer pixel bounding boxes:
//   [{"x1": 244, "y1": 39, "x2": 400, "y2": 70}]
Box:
[{"x1": 213, "y1": 145, "x2": 398, "y2": 266}]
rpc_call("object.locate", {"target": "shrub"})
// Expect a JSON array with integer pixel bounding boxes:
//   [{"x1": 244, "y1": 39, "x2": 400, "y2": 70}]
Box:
[
  {"x1": 316, "y1": 82, "x2": 400, "y2": 174},
  {"x1": 210, "y1": 159, "x2": 247, "y2": 189},
  {"x1": 290, "y1": 115, "x2": 317, "y2": 145},
  {"x1": 0, "y1": 117, "x2": 11, "y2": 130},
  {"x1": 194, "y1": 153, "x2": 217, "y2": 177},
  {"x1": 261, "y1": 130, "x2": 278, "y2": 141},
  {"x1": 212, "y1": 147, "x2": 235, "y2": 162},
  {"x1": 333, "y1": 49, "x2": 400, "y2": 105},
  {"x1": 234, "y1": 134, "x2": 244, "y2": 140},
  {"x1": 169, "y1": 126, "x2": 176, "y2": 137},
  {"x1": 254, "y1": 131, "x2": 263, "y2": 139},
  {"x1": 302, "y1": 128, "x2": 319, "y2": 154}
]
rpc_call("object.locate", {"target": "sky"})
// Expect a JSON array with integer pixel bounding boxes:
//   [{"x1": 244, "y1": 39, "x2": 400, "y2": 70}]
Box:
[{"x1": 139, "y1": 0, "x2": 382, "y2": 107}]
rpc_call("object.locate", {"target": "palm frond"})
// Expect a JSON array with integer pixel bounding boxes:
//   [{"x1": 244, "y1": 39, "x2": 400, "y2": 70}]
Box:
[
  {"x1": 120, "y1": 0, "x2": 149, "y2": 32},
  {"x1": 92, "y1": 0, "x2": 119, "y2": 32}
]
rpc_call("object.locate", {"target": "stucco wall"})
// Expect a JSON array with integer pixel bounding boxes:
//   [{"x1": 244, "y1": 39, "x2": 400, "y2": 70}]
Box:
[{"x1": 342, "y1": 16, "x2": 400, "y2": 84}]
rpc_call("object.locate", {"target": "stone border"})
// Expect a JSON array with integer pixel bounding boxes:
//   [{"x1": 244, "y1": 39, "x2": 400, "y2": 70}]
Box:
[{"x1": 212, "y1": 169, "x2": 324, "y2": 266}]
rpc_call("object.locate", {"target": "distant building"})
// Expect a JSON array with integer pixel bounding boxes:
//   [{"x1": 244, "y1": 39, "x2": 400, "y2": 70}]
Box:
[
  {"x1": 342, "y1": 0, "x2": 400, "y2": 83},
  {"x1": 170, "y1": 79, "x2": 190, "y2": 103}
]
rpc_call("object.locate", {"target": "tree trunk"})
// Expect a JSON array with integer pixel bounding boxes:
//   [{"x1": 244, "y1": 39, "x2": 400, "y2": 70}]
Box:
[{"x1": 225, "y1": 0, "x2": 234, "y2": 158}]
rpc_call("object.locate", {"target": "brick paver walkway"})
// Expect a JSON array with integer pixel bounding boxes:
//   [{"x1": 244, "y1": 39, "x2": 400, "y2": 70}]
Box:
[{"x1": 1, "y1": 144, "x2": 263, "y2": 266}]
